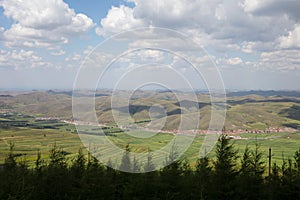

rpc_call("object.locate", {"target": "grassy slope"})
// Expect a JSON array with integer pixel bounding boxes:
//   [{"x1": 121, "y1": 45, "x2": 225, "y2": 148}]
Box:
[
  {"x1": 0, "y1": 92, "x2": 300, "y2": 129},
  {"x1": 12, "y1": 92, "x2": 72, "y2": 118},
  {"x1": 1, "y1": 92, "x2": 299, "y2": 131}
]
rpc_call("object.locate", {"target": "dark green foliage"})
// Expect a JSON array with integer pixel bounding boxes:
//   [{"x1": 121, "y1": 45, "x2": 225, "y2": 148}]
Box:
[
  {"x1": 2, "y1": 135, "x2": 300, "y2": 199},
  {"x1": 143, "y1": 150, "x2": 155, "y2": 172},
  {"x1": 295, "y1": 147, "x2": 300, "y2": 175},
  {"x1": 194, "y1": 156, "x2": 212, "y2": 199},
  {"x1": 0, "y1": 143, "x2": 31, "y2": 200},
  {"x1": 238, "y1": 144, "x2": 265, "y2": 199},
  {"x1": 4, "y1": 142, "x2": 17, "y2": 171},
  {"x1": 70, "y1": 148, "x2": 86, "y2": 178},
  {"x1": 212, "y1": 135, "x2": 239, "y2": 199},
  {"x1": 280, "y1": 158, "x2": 300, "y2": 199},
  {"x1": 119, "y1": 144, "x2": 131, "y2": 172},
  {"x1": 35, "y1": 150, "x2": 43, "y2": 172}
]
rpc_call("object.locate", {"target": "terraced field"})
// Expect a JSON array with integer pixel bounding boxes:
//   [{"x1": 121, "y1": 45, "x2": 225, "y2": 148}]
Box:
[{"x1": 1, "y1": 123, "x2": 300, "y2": 167}]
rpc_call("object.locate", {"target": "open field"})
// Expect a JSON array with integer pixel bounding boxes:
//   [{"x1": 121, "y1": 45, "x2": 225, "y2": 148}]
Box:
[
  {"x1": 109, "y1": 131, "x2": 300, "y2": 166},
  {"x1": 1, "y1": 124, "x2": 300, "y2": 167}
]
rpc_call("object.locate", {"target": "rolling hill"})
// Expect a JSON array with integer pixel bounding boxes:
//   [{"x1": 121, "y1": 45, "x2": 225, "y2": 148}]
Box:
[{"x1": 0, "y1": 90, "x2": 299, "y2": 131}]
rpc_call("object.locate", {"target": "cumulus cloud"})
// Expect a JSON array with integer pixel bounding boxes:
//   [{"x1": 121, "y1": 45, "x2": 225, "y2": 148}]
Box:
[
  {"x1": 250, "y1": 50, "x2": 300, "y2": 71},
  {"x1": 98, "y1": 1, "x2": 299, "y2": 49},
  {"x1": 0, "y1": 0, "x2": 95, "y2": 48},
  {"x1": 65, "y1": 53, "x2": 82, "y2": 62},
  {"x1": 215, "y1": 57, "x2": 244, "y2": 69},
  {"x1": 0, "y1": 27, "x2": 4, "y2": 39},
  {"x1": 96, "y1": 0, "x2": 300, "y2": 73},
  {"x1": 278, "y1": 24, "x2": 300, "y2": 48},
  {"x1": 241, "y1": 41, "x2": 276, "y2": 53},
  {"x1": 96, "y1": 5, "x2": 146, "y2": 36},
  {"x1": 243, "y1": 0, "x2": 300, "y2": 20},
  {"x1": 51, "y1": 49, "x2": 66, "y2": 56},
  {"x1": 0, "y1": 49, "x2": 51, "y2": 69},
  {"x1": 227, "y1": 57, "x2": 243, "y2": 65},
  {"x1": 136, "y1": 50, "x2": 164, "y2": 62}
]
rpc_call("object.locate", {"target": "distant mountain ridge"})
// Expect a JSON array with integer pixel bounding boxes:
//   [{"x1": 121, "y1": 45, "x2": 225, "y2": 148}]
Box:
[{"x1": 227, "y1": 90, "x2": 300, "y2": 97}]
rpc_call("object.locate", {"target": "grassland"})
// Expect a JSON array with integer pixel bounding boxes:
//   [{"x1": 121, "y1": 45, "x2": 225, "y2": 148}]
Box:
[
  {"x1": 1, "y1": 91, "x2": 299, "y2": 130},
  {"x1": 0, "y1": 127, "x2": 84, "y2": 165},
  {"x1": 0, "y1": 90, "x2": 300, "y2": 167},
  {"x1": 1, "y1": 123, "x2": 300, "y2": 168},
  {"x1": 108, "y1": 131, "x2": 300, "y2": 166}
]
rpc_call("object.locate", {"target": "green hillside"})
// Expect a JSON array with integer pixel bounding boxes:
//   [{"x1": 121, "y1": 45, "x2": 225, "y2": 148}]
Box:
[{"x1": 0, "y1": 91, "x2": 299, "y2": 131}]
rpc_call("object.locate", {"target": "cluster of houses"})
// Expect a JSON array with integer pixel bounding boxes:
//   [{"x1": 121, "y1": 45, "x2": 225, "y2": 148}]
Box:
[{"x1": 35, "y1": 117, "x2": 60, "y2": 122}]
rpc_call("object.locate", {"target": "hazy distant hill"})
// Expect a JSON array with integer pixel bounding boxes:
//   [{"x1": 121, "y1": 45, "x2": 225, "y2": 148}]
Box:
[
  {"x1": 0, "y1": 90, "x2": 299, "y2": 130},
  {"x1": 227, "y1": 90, "x2": 300, "y2": 98}
]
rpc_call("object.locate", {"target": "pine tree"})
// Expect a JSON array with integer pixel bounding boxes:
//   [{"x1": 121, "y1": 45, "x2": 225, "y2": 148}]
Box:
[
  {"x1": 132, "y1": 156, "x2": 140, "y2": 173},
  {"x1": 212, "y1": 134, "x2": 238, "y2": 200},
  {"x1": 35, "y1": 149, "x2": 43, "y2": 172},
  {"x1": 280, "y1": 157, "x2": 299, "y2": 199},
  {"x1": 119, "y1": 144, "x2": 131, "y2": 172},
  {"x1": 160, "y1": 143, "x2": 183, "y2": 199},
  {"x1": 294, "y1": 148, "x2": 300, "y2": 175},
  {"x1": 238, "y1": 144, "x2": 265, "y2": 199},
  {"x1": 4, "y1": 142, "x2": 17, "y2": 171},
  {"x1": 141, "y1": 150, "x2": 158, "y2": 199},
  {"x1": 195, "y1": 156, "x2": 212, "y2": 199},
  {"x1": 44, "y1": 144, "x2": 70, "y2": 199},
  {"x1": 144, "y1": 149, "x2": 155, "y2": 172},
  {"x1": 48, "y1": 143, "x2": 67, "y2": 168},
  {"x1": 267, "y1": 163, "x2": 281, "y2": 199},
  {"x1": 70, "y1": 148, "x2": 86, "y2": 178}
]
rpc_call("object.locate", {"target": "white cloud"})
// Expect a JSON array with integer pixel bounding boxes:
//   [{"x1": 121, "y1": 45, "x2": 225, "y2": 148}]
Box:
[
  {"x1": 215, "y1": 57, "x2": 244, "y2": 69},
  {"x1": 132, "y1": 0, "x2": 224, "y2": 29},
  {"x1": 241, "y1": 41, "x2": 276, "y2": 53},
  {"x1": 0, "y1": 49, "x2": 51, "y2": 69},
  {"x1": 96, "y1": 5, "x2": 146, "y2": 36},
  {"x1": 215, "y1": 4, "x2": 227, "y2": 20},
  {"x1": 241, "y1": 0, "x2": 260, "y2": 12},
  {"x1": 95, "y1": 0, "x2": 300, "y2": 73},
  {"x1": 227, "y1": 57, "x2": 243, "y2": 65},
  {"x1": 97, "y1": 0, "x2": 295, "y2": 48},
  {"x1": 61, "y1": 13, "x2": 95, "y2": 34},
  {"x1": 278, "y1": 24, "x2": 300, "y2": 48},
  {"x1": 251, "y1": 50, "x2": 300, "y2": 71},
  {"x1": 0, "y1": 0, "x2": 95, "y2": 48},
  {"x1": 1, "y1": 0, "x2": 72, "y2": 29},
  {"x1": 241, "y1": 41, "x2": 255, "y2": 53},
  {"x1": 3, "y1": 23, "x2": 68, "y2": 48},
  {"x1": 243, "y1": 0, "x2": 300, "y2": 20},
  {"x1": 0, "y1": 27, "x2": 4, "y2": 39},
  {"x1": 83, "y1": 45, "x2": 94, "y2": 55},
  {"x1": 51, "y1": 49, "x2": 66, "y2": 56},
  {"x1": 137, "y1": 50, "x2": 164, "y2": 62},
  {"x1": 65, "y1": 53, "x2": 81, "y2": 62}
]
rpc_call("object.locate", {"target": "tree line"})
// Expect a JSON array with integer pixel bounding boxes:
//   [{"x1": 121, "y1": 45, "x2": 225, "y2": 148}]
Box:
[{"x1": 1, "y1": 135, "x2": 300, "y2": 199}]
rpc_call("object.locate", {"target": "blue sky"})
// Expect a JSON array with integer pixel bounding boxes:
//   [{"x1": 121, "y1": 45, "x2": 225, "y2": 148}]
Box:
[{"x1": 0, "y1": 0, "x2": 299, "y2": 90}]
